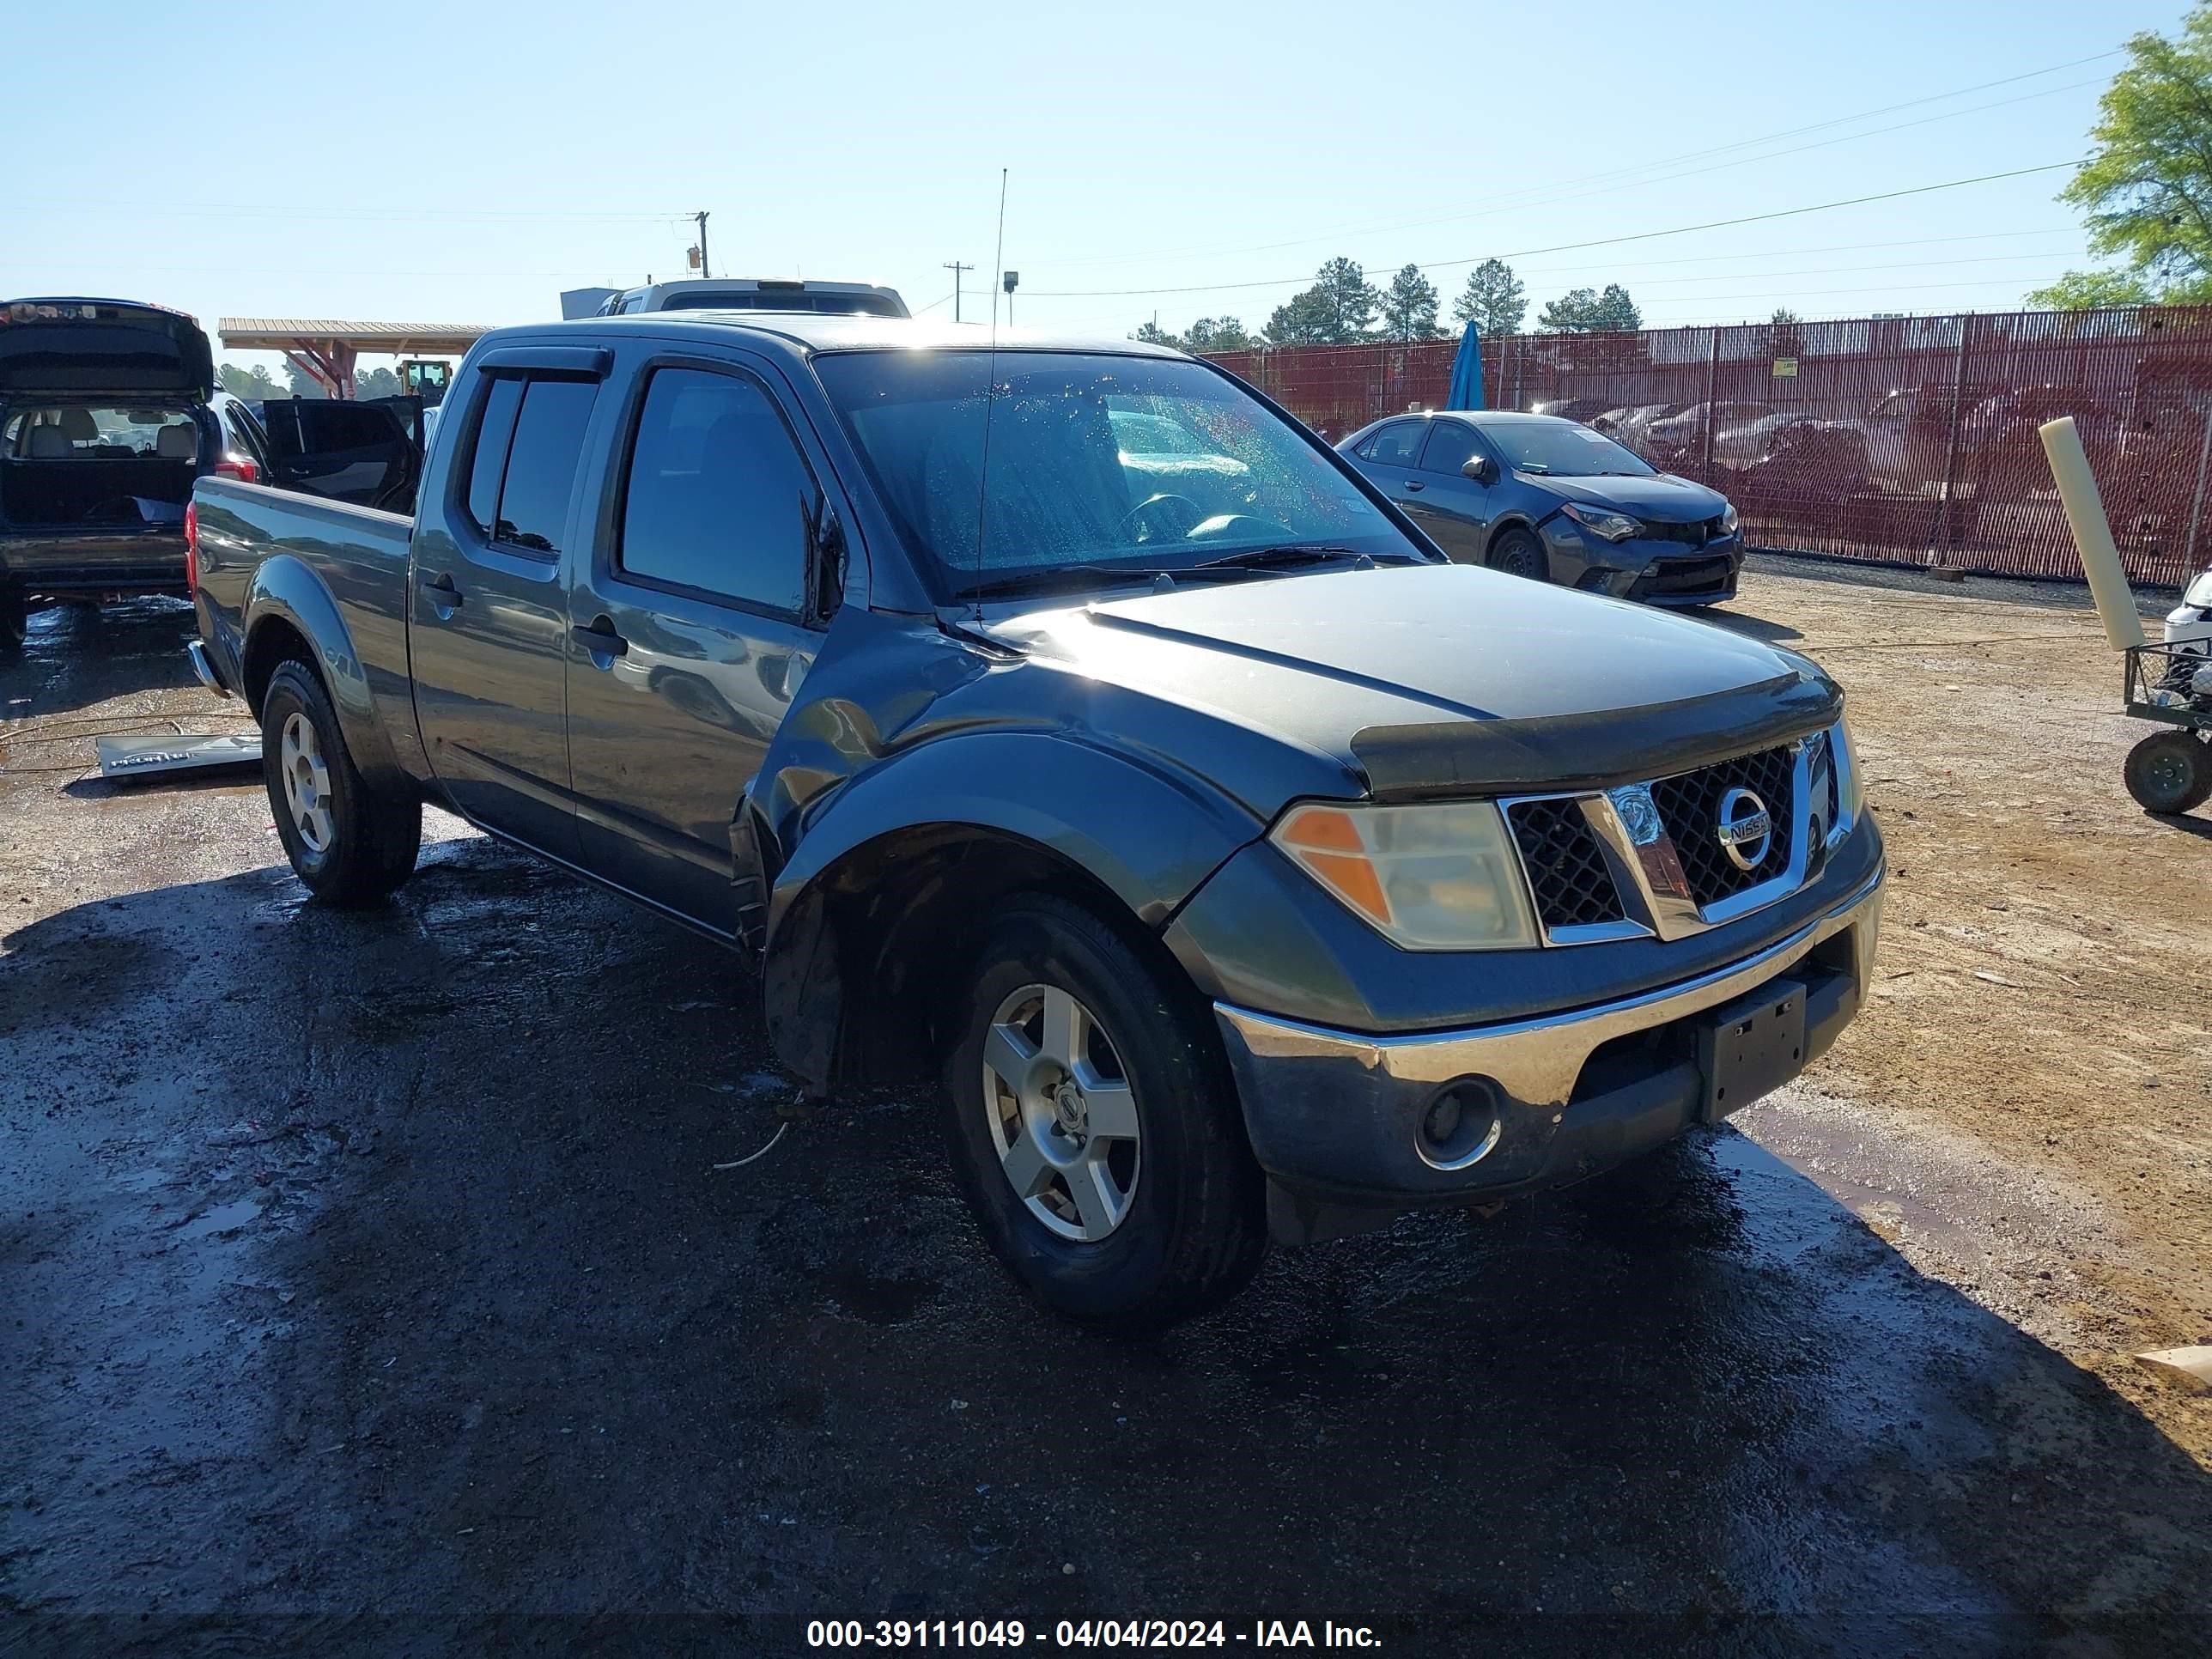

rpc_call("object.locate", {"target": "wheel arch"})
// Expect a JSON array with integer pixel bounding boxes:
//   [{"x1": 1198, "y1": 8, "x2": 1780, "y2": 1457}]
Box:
[
  {"x1": 756, "y1": 736, "x2": 1265, "y2": 1093},
  {"x1": 239, "y1": 555, "x2": 408, "y2": 787}
]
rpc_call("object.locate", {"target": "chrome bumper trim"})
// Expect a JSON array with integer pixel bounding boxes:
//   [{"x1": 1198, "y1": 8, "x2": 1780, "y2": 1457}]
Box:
[
  {"x1": 1217, "y1": 862, "x2": 1883, "y2": 1109},
  {"x1": 186, "y1": 639, "x2": 230, "y2": 698}
]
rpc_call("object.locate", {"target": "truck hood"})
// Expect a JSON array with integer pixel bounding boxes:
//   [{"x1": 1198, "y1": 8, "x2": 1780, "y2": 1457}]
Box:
[
  {"x1": 1532, "y1": 471, "x2": 1728, "y2": 521},
  {"x1": 984, "y1": 562, "x2": 1838, "y2": 799},
  {"x1": 0, "y1": 298, "x2": 215, "y2": 399}
]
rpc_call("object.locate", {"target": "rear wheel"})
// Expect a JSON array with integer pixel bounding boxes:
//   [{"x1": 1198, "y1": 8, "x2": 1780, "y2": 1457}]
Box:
[
  {"x1": 1486, "y1": 526, "x2": 1547, "y2": 581},
  {"x1": 941, "y1": 893, "x2": 1267, "y2": 1330},
  {"x1": 2124, "y1": 730, "x2": 2212, "y2": 816},
  {"x1": 0, "y1": 583, "x2": 25, "y2": 653},
  {"x1": 260, "y1": 659, "x2": 422, "y2": 904}
]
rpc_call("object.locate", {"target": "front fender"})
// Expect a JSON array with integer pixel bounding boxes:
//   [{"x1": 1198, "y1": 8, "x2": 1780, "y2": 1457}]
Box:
[
  {"x1": 766, "y1": 729, "x2": 1262, "y2": 939},
  {"x1": 243, "y1": 555, "x2": 409, "y2": 789},
  {"x1": 757, "y1": 730, "x2": 1267, "y2": 1089}
]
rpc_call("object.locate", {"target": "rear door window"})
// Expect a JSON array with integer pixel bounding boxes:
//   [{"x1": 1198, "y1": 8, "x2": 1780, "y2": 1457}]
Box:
[
  {"x1": 1362, "y1": 421, "x2": 1427, "y2": 465},
  {"x1": 463, "y1": 376, "x2": 598, "y2": 556}
]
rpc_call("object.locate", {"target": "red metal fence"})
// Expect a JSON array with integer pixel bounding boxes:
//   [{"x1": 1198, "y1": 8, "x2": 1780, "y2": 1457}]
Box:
[{"x1": 1207, "y1": 306, "x2": 2212, "y2": 588}]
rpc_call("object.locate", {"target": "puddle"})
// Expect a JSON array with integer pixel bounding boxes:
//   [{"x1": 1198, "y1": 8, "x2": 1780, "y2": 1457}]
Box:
[
  {"x1": 175, "y1": 1199, "x2": 263, "y2": 1241},
  {"x1": 1733, "y1": 1085, "x2": 2094, "y2": 1284}
]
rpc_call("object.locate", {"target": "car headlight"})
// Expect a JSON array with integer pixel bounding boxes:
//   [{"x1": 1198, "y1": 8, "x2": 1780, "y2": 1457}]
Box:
[
  {"x1": 1271, "y1": 800, "x2": 1539, "y2": 951},
  {"x1": 1719, "y1": 503, "x2": 1740, "y2": 535},
  {"x1": 1559, "y1": 501, "x2": 1641, "y2": 543},
  {"x1": 1836, "y1": 716, "x2": 1864, "y2": 824}
]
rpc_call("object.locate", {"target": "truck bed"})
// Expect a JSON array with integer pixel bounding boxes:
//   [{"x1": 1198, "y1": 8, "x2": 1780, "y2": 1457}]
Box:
[{"x1": 191, "y1": 477, "x2": 419, "y2": 763}]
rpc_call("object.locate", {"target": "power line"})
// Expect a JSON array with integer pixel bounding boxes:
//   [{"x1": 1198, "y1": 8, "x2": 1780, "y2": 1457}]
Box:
[
  {"x1": 1036, "y1": 48, "x2": 2121, "y2": 273},
  {"x1": 1022, "y1": 161, "x2": 2081, "y2": 300}
]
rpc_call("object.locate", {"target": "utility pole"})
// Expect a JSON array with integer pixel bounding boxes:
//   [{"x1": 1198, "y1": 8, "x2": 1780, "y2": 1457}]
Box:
[
  {"x1": 943, "y1": 260, "x2": 973, "y2": 322},
  {"x1": 695, "y1": 212, "x2": 712, "y2": 280}
]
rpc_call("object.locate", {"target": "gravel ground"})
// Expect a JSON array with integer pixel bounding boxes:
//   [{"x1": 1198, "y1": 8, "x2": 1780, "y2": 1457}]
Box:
[{"x1": 3, "y1": 576, "x2": 2210, "y2": 1656}]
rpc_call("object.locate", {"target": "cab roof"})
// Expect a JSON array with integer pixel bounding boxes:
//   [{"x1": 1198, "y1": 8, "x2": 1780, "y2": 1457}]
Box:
[{"x1": 487, "y1": 312, "x2": 1188, "y2": 361}]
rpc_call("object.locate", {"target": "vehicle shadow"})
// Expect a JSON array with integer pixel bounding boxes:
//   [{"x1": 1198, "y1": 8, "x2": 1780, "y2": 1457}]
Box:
[
  {"x1": 0, "y1": 596, "x2": 204, "y2": 722},
  {"x1": 1696, "y1": 607, "x2": 1804, "y2": 644},
  {"x1": 4, "y1": 842, "x2": 2208, "y2": 1652}
]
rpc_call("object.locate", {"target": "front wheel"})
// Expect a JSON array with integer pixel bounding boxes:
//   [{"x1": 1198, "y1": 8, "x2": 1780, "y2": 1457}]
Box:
[
  {"x1": 260, "y1": 659, "x2": 422, "y2": 905},
  {"x1": 2124, "y1": 729, "x2": 2212, "y2": 816},
  {"x1": 1486, "y1": 526, "x2": 1547, "y2": 581},
  {"x1": 941, "y1": 894, "x2": 1267, "y2": 1330}
]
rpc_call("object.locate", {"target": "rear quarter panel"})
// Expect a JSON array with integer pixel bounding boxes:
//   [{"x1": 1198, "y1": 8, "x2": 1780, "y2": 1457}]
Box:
[{"x1": 191, "y1": 477, "x2": 426, "y2": 786}]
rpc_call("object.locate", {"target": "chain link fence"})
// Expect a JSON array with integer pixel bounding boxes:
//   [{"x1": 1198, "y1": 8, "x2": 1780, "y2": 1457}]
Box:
[{"x1": 1206, "y1": 306, "x2": 2212, "y2": 588}]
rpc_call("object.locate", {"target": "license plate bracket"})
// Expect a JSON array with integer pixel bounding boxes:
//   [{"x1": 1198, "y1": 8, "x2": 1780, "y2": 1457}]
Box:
[{"x1": 1696, "y1": 975, "x2": 1808, "y2": 1123}]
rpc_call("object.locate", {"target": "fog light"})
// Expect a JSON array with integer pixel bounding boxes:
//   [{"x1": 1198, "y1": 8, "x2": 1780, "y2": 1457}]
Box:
[
  {"x1": 1423, "y1": 1093, "x2": 1462, "y2": 1145},
  {"x1": 1416, "y1": 1080, "x2": 1504, "y2": 1171}
]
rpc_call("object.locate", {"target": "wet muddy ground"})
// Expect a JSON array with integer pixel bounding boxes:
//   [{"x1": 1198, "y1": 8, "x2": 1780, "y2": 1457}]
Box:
[{"x1": 3, "y1": 579, "x2": 2211, "y2": 1656}]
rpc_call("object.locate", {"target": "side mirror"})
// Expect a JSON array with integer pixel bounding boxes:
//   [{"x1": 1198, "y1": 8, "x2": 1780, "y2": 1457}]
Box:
[{"x1": 1462, "y1": 454, "x2": 1498, "y2": 486}]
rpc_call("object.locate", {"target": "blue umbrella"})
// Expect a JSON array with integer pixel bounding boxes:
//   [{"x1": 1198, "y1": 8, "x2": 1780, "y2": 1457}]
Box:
[{"x1": 1445, "y1": 322, "x2": 1484, "y2": 410}]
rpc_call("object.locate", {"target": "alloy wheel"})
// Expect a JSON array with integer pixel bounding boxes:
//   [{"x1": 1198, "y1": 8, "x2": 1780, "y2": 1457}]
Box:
[
  {"x1": 278, "y1": 711, "x2": 335, "y2": 854},
  {"x1": 980, "y1": 983, "x2": 1142, "y2": 1243}
]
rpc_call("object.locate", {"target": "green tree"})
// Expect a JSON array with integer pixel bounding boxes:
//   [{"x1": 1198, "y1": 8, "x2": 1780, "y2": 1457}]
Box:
[
  {"x1": 216, "y1": 362, "x2": 285, "y2": 401},
  {"x1": 1538, "y1": 283, "x2": 1642, "y2": 332},
  {"x1": 1380, "y1": 264, "x2": 1440, "y2": 340},
  {"x1": 1452, "y1": 258, "x2": 1527, "y2": 335},
  {"x1": 1132, "y1": 319, "x2": 1180, "y2": 346},
  {"x1": 283, "y1": 362, "x2": 329, "y2": 400},
  {"x1": 1590, "y1": 284, "x2": 1642, "y2": 331},
  {"x1": 2025, "y1": 269, "x2": 2160, "y2": 310},
  {"x1": 1267, "y1": 257, "x2": 1379, "y2": 344},
  {"x1": 356, "y1": 367, "x2": 403, "y2": 399},
  {"x1": 2034, "y1": 7, "x2": 2212, "y2": 307},
  {"x1": 1182, "y1": 316, "x2": 1255, "y2": 353}
]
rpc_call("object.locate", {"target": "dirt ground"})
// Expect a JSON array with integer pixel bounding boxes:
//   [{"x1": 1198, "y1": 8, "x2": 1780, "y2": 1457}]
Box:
[
  {"x1": 3, "y1": 564, "x2": 2211, "y2": 1655},
  {"x1": 1723, "y1": 556, "x2": 2212, "y2": 1459}
]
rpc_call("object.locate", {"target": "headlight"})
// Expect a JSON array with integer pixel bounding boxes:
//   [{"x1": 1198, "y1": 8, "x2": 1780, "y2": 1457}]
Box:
[
  {"x1": 1271, "y1": 800, "x2": 1539, "y2": 951},
  {"x1": 1559, "y1": 501, "x2": 1640, "y2": 543},
  {"x1": 1836, "y1": 716, "x2": 1864, "y2": 823},
  {"x1": 1720, "y1": 503, "x2": 1740, "y2": 535}
]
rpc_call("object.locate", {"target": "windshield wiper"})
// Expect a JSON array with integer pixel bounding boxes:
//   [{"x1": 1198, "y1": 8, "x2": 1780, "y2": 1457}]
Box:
[
  {"x1": 952, "y1": 563, "x2": 1175, "y2": 600},
  {"x1": 1186, "y1": 544, "x2": 1417, "y2": 572}
]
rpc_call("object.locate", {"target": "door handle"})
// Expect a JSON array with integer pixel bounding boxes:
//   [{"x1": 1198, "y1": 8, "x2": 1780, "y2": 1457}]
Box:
[
  {"x1": 571, "y1": 617, "x2": 629, "y2": 660},
  {"x1": 417, "y1": 570, "x2": 462, "y2": 610},
  {"x1": 1403, "y1": 480, "x2": 1425, "y2": 493}
]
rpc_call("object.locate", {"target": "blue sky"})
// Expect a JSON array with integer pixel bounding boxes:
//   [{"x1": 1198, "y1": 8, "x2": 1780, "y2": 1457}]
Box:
[{"x1": 0, "y1": 0, "x2": 2186, "y2": 369}]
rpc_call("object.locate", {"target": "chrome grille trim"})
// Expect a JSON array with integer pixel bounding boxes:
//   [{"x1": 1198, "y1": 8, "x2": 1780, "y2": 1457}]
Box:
[{"x1": 1503, "y1": 720, "x2": 1853, "y2": 947}]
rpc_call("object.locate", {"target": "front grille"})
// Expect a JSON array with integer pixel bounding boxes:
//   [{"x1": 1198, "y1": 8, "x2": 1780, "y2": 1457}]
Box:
[
  {"x1": 1641, "y1": 554, "x2": 1734, "y2": 597},
  {"x1": 1642, "y1": 517, "x2": 1721, "y2": 547},
  {"x1": 1505, "y1": 799, "x2": 1626, "y2": 929},
  {"x1": 1649, "y1": 744, "x2": 1796, "y2": 907}
]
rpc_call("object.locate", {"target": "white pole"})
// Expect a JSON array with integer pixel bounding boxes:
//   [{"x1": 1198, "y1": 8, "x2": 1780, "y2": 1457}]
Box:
[{"x1": 2039, "y1": 416, "x2": 2147, "y2": 652}]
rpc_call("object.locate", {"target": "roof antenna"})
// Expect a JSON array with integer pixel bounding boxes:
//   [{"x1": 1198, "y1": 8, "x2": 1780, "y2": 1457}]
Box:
[{"x1": 972, "y1": 167, "x2": 1009, "y2": 624}]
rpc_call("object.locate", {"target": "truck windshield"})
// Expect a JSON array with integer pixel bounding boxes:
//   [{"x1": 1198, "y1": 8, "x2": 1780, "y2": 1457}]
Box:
[{"x1": 813, "y1": 350, "x2": 1420, "y2": 599}]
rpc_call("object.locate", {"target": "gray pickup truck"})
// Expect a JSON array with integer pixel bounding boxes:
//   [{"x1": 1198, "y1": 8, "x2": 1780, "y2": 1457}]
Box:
[{"x1": 189, "y1": 313, "x2": 1884, "y2": 1328}]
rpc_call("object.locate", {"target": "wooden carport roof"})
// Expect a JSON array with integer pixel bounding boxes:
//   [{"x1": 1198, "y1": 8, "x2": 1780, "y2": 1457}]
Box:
[{"x1": 217, "y1": 318, "x2": 496, "y2": 398}]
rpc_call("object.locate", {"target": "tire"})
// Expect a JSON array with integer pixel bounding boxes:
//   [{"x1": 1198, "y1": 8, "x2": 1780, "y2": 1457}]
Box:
[
  {"x1": 940, "y1": 893, "x2": 1267, "y2": 1331},
  {"x1": 2124, "y1": 730, "x2": 2212, "y2": 816},
  {"x1": 0, "y1": 583, "x2": 25, "y2": 654},
  {"x1": 1486, "y1": 526, "x2": 1547, "y2": 581},
  {"x1": 260, "y1": 659, "x2": 422, "y2": 905}
]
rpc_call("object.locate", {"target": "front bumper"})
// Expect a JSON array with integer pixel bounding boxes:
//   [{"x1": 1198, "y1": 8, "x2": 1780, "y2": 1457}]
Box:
[
  {"x1": 1213, "y1": 860, "x2": 1882, "y2": 1231},
  {"x1": 1540, "y1": 519, "x2": 1744, "y2": 605}
]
